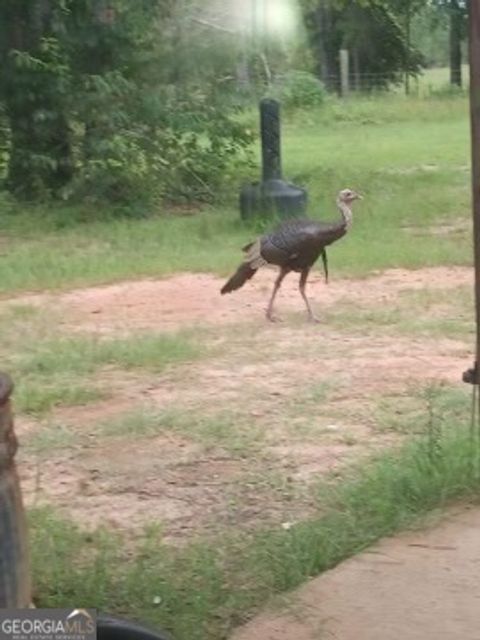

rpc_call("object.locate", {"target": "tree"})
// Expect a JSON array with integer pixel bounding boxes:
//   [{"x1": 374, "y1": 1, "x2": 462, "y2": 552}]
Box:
[
  {"x1": 0, "y1": 0, "x2": 253, "y2": 204},
  {"x1": 448, "y1": 0, "x2": 466, "y2": 86},
  {"x1": 302, "y1": 2, "x2": 341, "y2": 91},
  {"x1": 433, "y1": 0, "x2": 467, "y2": 87},
  {"x1": 388, "y1": 0, "x2": 427, "y2": 93},
  {"x1": 410, "y1": 4, "x2": 450, "y2": 68},
  {"x1": 0, "y1": 0, "x2": 156, "y2": 198},
  {"x1": 302, "y1": 0, "x2": 424, "y2": 92},
  {"x1": 0, "y1": 1, "x2": 74, "y2": 197}
]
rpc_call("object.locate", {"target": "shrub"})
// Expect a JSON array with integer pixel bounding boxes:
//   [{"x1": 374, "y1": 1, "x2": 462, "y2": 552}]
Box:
[{"x1": 270, "y1": 70, "x2": 327, "y2": 110}]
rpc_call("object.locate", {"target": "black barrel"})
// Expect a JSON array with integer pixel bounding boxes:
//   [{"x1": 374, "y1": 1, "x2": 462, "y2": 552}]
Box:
[{"x1": 240, "y1": 99, "x2": 308, "y2": 220}]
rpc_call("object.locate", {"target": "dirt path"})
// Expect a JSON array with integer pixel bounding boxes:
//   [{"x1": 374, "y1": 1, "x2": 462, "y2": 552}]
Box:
[
  {"x1": 8, "y1": 266, "x2": 475, "y2": 540},
  {"x1": 231, "y1": 505, "x2": 480, "y2": 640},
  {"x1": 8, "y1": 265, "x2": 471, "y2": 333}
]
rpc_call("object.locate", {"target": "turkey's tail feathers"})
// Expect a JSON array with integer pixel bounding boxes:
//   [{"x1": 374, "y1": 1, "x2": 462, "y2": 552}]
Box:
[
  {"x1": 221, "y1": 238, "x2": 266, "y2": 295},
  {"x1": 221, "y1": 262, "x2": 258, "y2": 294}
]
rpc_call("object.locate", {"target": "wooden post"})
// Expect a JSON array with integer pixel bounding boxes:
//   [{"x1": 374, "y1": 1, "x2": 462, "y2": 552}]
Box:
[
  {"x1": 469, "y1": 0, "x2": 480, "y2": 384},
  {"x1": 0, "y1": 373, "x2": 31, "y2": 607},
  {"x1": 340, "y1": 49, "x2": 349, "y2": 97}
]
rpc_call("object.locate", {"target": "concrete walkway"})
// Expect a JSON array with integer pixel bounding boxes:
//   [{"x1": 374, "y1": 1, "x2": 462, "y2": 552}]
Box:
[{"x1": 231, "y1": 506, "x2": 480, "y2": 640}]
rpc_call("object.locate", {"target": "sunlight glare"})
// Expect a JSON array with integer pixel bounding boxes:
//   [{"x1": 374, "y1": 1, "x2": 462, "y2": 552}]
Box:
[{"x1": 230, "y1": 0, "x2": 302, "y2": 39}]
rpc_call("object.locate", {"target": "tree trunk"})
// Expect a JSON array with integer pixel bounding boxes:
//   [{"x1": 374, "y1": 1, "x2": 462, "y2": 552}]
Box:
[
  {"x1": 450, "y1": 0, "x2": 462, "y2": 87},
  {"x1": 404, "y1": 5, "x2": 411, "y2": 95},
  {"x1": 311, "y1": 6, "x2": 340, "y2": 93}
]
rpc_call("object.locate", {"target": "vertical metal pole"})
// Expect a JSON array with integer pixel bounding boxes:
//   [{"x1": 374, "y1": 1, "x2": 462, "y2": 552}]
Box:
[
  {"x1": 340, "y1": 49, "x2": 349, "y2": 97},
  {"x1": 260, "y1": 98, "x2": 282, "y2": 181},
  {"x1": 468, "y1": 0, "x2": 480, "y2": 422}
]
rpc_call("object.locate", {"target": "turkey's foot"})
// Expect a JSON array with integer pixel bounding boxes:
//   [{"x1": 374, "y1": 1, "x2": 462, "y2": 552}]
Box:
[{"x1": 266, "y1": 311, "x2": 282, "y2": 323}]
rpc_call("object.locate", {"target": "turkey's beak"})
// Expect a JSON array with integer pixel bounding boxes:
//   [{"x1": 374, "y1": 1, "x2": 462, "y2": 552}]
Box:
[{"x1": 355, "y1": 193, "x2": 363, "y2": 200}]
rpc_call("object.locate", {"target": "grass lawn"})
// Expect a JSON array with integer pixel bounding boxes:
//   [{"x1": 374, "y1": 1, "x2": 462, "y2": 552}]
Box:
[{"x1": 0, "y1": 91, "x2": 471, "y2": 294}]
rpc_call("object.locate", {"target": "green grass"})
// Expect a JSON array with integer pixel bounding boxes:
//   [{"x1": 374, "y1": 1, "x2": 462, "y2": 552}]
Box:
[
  {"x1": 95, "y1": 406, "x2": 164, "y2": 438},
  {"x1": 16, "y1": 381, "x2": 105, "y2": 416},
  {"x1": 24, "y1": 422, "x2": 78, "y2": 454},
  {"x1": 30, "y1": 402, "x2": 480, "y2": 640},
  {"x1": 18, "y1": 332, "x2": 204, "y2": 375},
  {"x1": 0, "y1": 91, "x2": 471, "y2": 295},
  {"x1": 21, "y1": 400, "x2": 265, "y2": 455},
  {"x1": 374, "y1": 383, "x2": 471, "y2": 435},
  {"x1": 415, "y1": 65, "x2": 469, "y2": 96},
  {"x1": 326, "y1": 283, "x2": 474, "y2": 339},
  {"x1": 0, "y1": 308, "x2": 206, "y2": 414},
  {"x1": 97, "y1": 406, "x2": 264, "y2": 456}
]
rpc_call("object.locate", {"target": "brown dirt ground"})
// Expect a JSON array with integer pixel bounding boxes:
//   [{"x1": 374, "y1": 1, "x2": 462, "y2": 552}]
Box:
[
  {"x1": 10, "y1": 265, "x2": 471, "y2": 334},
  {"x1": 11, "y1": 266, "x2": 475, "y2": 542},
  {"x1": 230, "y1": 504, "x2": 480, "y2": 640}
]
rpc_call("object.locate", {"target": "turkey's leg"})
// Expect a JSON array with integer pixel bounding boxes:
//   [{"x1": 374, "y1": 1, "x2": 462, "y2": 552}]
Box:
[
  {"x1": 320, "y1": 249, "x2": 329, "y2": 284},
  {"x1": 266, "y1": 268, "x2": 289, "y2": 322},
  {"x1": 299, "y1": 269, "x2": 319, "y2": 322}
]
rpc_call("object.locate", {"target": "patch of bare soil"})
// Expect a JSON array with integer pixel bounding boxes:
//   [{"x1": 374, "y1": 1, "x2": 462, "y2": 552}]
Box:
[
  {"x1": 230, "y1": 505, "x2": 480, "y2": 640},
  {"x1": 13, "y1": 267, "x2": 475, "y2": 540},
  {"x1": 403, "y1": 222, "x2": 469, "y2": 237},
  {"x1": 18, "y1": 437, "x2": 323, "y2": 541}
]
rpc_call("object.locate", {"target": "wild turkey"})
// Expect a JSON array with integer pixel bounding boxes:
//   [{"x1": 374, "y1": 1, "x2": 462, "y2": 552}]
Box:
[{"x1": 221, "y1": 188, "x2": 362, "y2": 322}]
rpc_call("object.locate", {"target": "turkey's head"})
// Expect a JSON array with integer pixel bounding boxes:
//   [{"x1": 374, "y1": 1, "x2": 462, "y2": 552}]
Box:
[{"x1": 338, "y1": 188, "x2": 362, "y2": 204}]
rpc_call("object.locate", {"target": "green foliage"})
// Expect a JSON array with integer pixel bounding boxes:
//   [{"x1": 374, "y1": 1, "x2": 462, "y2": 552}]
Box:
[
  {"x1": 0, "y1": 0, "x2": 253, "y2": 206},
  {"x1": 411, "y1": 4, "x2": 450, "y2": 67},
  {"x1": 1, "y1": 30, "x2": 74, "y2": 198},
  {"x1": 303, "y1": 0, "x2": 425, "y2": 91},
  {"x1": 270, "y1": 70, "x2": 327, "y2": 109}
]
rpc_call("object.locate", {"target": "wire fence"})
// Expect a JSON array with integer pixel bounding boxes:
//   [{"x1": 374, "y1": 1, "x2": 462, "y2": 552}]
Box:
[
  {"x1": 275, "y1": 69, "x2": 470, "y2": 97},
  {"x1": 220, "y1": 66, "x2": 470, "y2": 108}
]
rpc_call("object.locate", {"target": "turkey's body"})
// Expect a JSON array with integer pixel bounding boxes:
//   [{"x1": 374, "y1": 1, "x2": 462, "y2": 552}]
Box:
[
  {"x1": 220, "y1": 189, "x2": 361, "y2": 322},
  {"x1": 260, "y1": 218, "x2": 346, "y2": 271}
]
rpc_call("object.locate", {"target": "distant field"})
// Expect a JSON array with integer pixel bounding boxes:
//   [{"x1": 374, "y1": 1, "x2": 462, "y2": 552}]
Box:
[
  {"x1": 416, "y1": 64, "x2": 470, "y2": 93},
  {"x1": 0, "y1": 86, "x2": 471, "y2": 294}
]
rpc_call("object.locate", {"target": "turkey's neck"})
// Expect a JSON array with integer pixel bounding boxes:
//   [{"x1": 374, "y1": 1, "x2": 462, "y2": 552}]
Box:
[{"x1": 336, "y1": 198, "x2": 353, "y2": 230}]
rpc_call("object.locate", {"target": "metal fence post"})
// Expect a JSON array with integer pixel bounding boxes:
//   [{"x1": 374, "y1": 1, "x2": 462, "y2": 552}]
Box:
[{"x1": 340, "y1": 49, "x2": 350, "y2": 97}]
